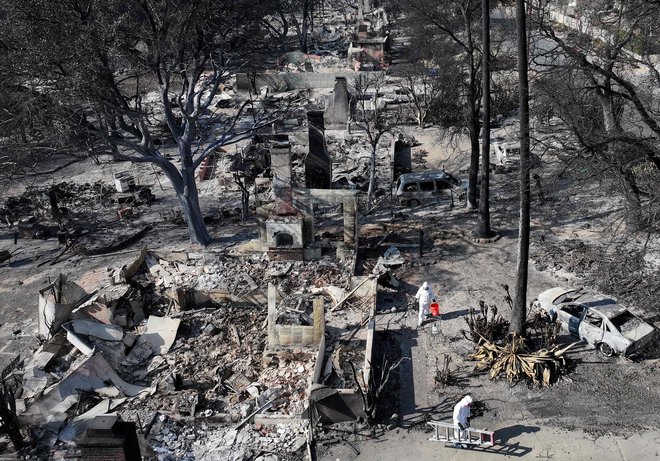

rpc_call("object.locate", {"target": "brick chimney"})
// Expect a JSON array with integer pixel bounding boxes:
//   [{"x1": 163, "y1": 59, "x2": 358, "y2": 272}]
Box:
[{"x1": 270, "y1": 142, "x2": 298, "y2": 215}]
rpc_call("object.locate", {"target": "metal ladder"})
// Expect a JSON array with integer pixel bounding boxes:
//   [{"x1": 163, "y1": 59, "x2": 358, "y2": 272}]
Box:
[{"x1": 427, "y1": 421, "x2": 495, "y2": 447}]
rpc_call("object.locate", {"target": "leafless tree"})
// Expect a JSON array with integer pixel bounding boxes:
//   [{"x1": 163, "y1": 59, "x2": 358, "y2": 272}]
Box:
[
  {"x1": 2, "y1": 0, "x2": 285, "y2": 246},
  {"x1": 529, "y1": 0, "x2": 660, "y2": 232},
  {"x1": 401, "y1": 0, "x2": 484, "y2": 209},
  {"x1": 0, "y1": 379, "x2": 23, "y2": 450},
  {"x1": 400, "y1": 0, "x2": 517, "y2": 209},
  {"x1": 395, "y1": 62, "x2": 459, "y2": 128},
  {"x1": 271, "y1": 0, "x2": 318, "y2": 53},
  {"x1": 351, "y1": 74, "x2": 402, "y2": 209},
  {"x1": 349, "y1": 356, "x2": 408, "y2": 422}
]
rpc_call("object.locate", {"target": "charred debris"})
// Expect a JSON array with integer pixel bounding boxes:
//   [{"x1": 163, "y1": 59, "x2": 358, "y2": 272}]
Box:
[{"x1": 0, "y1": 6, "x2": 425, "y2": 459}]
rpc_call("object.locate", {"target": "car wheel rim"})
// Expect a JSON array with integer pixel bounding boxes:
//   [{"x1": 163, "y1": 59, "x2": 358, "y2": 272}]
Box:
[{"x1": 599, "y1": 343, "x2": 614, "y2": 357}]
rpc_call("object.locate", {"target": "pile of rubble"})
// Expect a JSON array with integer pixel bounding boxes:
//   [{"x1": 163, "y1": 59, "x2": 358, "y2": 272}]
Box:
[
  {"x1": 121, "y1": 250, "x2": 350, "y2": 301},
  {"x1": 0, "y1": 182, "x2": 115, "y2": 225},
  {"x1": 2, "y1": 244, "x2": 360, "y2": 459},
  {"x1": 0, "y1": 7, "x2": 399, "y2": 456},
  {"x1": 147, "y1": 414, "x2": 308, "y2": 461},
  {"x1": 0, "y1": 180, "x2": 157, "y2": 246}
]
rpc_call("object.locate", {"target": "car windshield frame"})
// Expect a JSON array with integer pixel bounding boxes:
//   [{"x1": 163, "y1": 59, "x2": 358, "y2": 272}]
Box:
[{"x1": 553, "y1": 289, "x2": 582, "y2": 305}]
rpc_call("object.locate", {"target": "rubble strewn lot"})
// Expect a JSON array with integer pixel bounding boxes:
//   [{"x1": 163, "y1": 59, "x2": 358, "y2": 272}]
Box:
[{"x1": 2, "y1": 248, "x2": 336, "y2": 460}]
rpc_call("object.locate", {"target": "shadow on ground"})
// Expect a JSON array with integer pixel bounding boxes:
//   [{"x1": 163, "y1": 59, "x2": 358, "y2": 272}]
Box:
[{"x1": 496, "y1": 424, "x2": 540, "y2": 444}]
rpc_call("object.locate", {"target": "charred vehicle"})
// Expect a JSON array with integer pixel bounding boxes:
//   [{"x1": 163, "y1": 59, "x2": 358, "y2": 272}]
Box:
[
  {"x1": 491, "y1": 139, "x2": 521, "y2": 171},
  {"x1": 534, "y1": 287, "x2": 657, "y2": 357},
  {"x1": 395, "y1": 170, "x2": 467, "y2": 207}
]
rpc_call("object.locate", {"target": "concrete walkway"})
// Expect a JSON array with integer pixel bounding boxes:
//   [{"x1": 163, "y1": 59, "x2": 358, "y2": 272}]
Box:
[{"x1": 352, "y1": 423, "x2": 660, "y2": 461}]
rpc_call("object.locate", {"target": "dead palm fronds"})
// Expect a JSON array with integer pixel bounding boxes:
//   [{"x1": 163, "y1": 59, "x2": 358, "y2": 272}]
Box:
[{"x1": 470, "y1": 335, "x2": 580, "y2": 387}]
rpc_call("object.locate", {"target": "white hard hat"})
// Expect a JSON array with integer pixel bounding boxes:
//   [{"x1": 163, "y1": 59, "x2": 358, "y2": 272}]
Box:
[
  {"x1": 422, "y1": 282, "x2": 428, "y2": 289},
  {"x1": 465, "y1": 395, "x2": 474, "y2": 405}
]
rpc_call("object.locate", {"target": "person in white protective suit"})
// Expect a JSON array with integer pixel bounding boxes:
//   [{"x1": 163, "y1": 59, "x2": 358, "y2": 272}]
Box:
[
  {"x1": 453, "y1": 395, "x2": 474, "y2": 447},
  {"x1": 415, "y1": 282, "x2": 434, "y2": 327}
]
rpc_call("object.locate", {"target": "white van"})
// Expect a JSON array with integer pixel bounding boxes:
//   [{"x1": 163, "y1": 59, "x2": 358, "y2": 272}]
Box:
[
  {"x1": 395, "y1": 170, "x2": 467, "y2": 207},
  {"x1": 491, "y1": 139, "x2": 521, "y2": 171}
]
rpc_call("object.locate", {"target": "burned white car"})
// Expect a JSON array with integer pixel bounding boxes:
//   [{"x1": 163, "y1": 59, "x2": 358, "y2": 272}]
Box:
[
  {"x1": 534, "y1": 287, "x2": 657, "y2": 357},
  {"x1": 491, "y1": 139, "x2": 521, "y2": 171}
]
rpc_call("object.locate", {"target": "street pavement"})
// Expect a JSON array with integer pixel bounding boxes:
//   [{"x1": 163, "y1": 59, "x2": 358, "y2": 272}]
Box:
[{"x1": 351, "y1": 423, "x2": 660, "y2": 461}]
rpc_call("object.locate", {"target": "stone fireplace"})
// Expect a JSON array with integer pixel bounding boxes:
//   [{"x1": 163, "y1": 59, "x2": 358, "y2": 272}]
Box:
[
  {"x1": 266, "y1": 143, "x2": 307, "y2": 260},
  {"x1": 266, "y1": 218, "x2": 304, "y2": 249}
]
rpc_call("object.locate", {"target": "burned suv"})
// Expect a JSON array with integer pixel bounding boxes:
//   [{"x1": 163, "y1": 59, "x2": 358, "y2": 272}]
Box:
[{"x1": 394, "y1": 170, "x2": 467, "y2": 207}]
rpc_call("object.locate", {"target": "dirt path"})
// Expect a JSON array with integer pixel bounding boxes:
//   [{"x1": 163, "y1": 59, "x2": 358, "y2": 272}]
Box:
[{"x1": 402, "y1": 126, "x2": 471, "y2": 173}]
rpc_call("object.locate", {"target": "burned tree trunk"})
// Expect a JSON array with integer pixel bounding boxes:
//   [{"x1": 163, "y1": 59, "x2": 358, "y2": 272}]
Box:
[
  {"x1": 233, "y1": 173, "x2": 251, "y2": 222},
  {"x1": 161, "y1": 161, "x2": 212, "y2": 246},
  {"x1": 465, "y1": 14, "x2": 481, "y2": 211},
  {"x1": 511, "y1": 0, "x2": 531, "y2": 335},
  {"x1": 349, "y1": 356, "x2": 407, "y2": 423},
  {"x1": 475, "y1": 0, "x2": 495, "y2": 238},
  {"x1": 621, "y1": 168, "x2": 643, "y2": 229},
  {"x1": 367, "y1": 146, "x2": 377, "y2": 209},
  {"x1": 467, "y1": 80, "x2": 481, "y2": 210}
]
